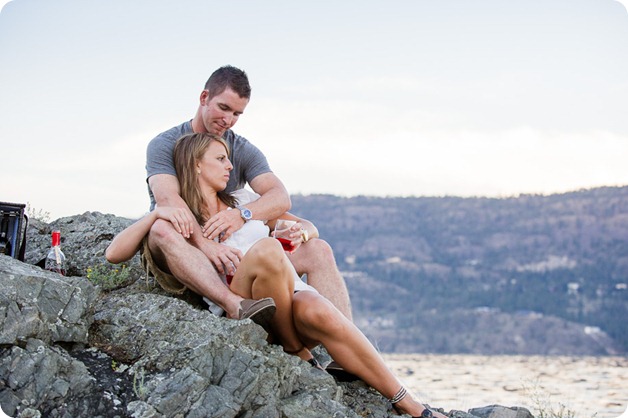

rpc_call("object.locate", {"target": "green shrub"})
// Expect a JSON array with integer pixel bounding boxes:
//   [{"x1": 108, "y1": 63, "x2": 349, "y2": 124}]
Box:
[{"x1": 86, "y1": 263, "x2": 132, "y2": 290}]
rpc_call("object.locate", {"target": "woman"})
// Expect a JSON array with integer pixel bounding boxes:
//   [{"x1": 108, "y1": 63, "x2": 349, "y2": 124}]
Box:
[{"x1": 107, "y1": 133, "x2": 446, "y2": 418}]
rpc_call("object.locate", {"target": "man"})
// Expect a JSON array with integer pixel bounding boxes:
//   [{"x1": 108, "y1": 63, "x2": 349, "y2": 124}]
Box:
[{"x1": 145, "y1": 65, "x2": 352, "y2": 324}]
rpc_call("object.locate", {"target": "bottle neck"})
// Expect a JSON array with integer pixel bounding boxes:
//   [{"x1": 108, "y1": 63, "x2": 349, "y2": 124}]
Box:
[{"x1": 51, "y1": 231, "x2": 61, "y2": 247}]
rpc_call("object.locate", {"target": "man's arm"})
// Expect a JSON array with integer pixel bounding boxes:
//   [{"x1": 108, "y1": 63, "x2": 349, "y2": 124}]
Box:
[
  {"x1": 149, "y1": 174, "x2": 185, "y2": 208},
  {"x1": 247, "y1": 172, "x2": 291, "y2": 221},
  {"x1": 149, "y1": 173, "x2": 243, "y2": 274},
  {"x1": 203, "y1": 172, "x2": 291, "y2": 241}
]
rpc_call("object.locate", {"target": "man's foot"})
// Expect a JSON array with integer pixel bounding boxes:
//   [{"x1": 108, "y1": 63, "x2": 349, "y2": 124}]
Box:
[{"x1": 238, "y1": 298, "x2": 276, "y2": 330}]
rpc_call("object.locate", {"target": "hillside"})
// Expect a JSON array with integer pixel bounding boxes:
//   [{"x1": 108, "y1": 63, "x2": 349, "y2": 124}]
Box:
[{"x1": 290, "y1": 186, "x2": 628, "y2": 354}]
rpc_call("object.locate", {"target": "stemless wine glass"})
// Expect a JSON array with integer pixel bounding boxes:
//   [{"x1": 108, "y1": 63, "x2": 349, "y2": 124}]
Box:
[{"x1": 274, "y1": 219, "x2": 297, "y2": 252}]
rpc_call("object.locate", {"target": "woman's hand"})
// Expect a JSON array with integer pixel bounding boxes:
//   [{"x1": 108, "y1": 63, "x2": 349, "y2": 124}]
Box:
[
  {"x1": 201, "y1": 240, "x2": 243, "y2": 276},
  {"x1": 287, "y1": 221, "x2": 304, "y2": 252},
  {"x1": 154, "y1": 206, "x2": 195, "y2": 239},
  {"x1": 273, "y1": 221, "x2": 308, "y2": 253}
]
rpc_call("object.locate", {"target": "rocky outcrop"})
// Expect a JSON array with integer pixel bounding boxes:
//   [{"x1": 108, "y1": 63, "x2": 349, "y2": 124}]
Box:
[
  {"x1": 0, "y1": 255, "x2": 361, "y2": 417},
  {"x1": 0, "y1": 256, "x2": 98, "y2": 346},
  {"x1": 0, "y1": 212, "x2": 535, "y2": 418},
  {"x1": 24, "y1": 212, "x2": 139, "y2": 279}
]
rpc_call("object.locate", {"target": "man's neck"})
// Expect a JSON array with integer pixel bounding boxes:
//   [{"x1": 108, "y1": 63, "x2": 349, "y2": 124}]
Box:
[{"x1": 191, "y1": 112, "x2": 206, "y2": 134}]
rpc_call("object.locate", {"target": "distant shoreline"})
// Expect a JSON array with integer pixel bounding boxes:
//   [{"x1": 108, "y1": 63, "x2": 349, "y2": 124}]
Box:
[{"x1": 382, "y1": 353, "x2": 627, "y2": 418}]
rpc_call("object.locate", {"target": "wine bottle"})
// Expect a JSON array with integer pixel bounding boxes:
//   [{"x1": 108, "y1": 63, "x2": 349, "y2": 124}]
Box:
[{"x1": 45, "y1": 230, "x2": 66, "y2": 275}]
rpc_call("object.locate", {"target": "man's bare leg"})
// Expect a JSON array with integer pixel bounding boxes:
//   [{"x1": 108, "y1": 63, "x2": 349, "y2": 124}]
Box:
[
  {"x1": 148, "y1": 219, "x2": 245, "y2": 317},
  {"x1": 287, "y1": 239, "x2": 352, "y2": 321}
]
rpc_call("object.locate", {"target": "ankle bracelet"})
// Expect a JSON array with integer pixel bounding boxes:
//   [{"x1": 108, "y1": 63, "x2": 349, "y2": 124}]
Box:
[{"x1": 390, "y1": 386, "x2": 408, "y2": 404}]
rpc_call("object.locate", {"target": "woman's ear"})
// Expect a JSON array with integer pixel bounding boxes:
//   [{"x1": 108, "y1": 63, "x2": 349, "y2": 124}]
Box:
[{"x1": 195, "y1": 161, "x2": 201, "y2": 175}]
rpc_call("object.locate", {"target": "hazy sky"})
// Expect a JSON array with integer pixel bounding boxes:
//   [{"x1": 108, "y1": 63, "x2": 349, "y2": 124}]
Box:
[{"x1": 1, "y1": 0, "x2": 627, "y2": 220}]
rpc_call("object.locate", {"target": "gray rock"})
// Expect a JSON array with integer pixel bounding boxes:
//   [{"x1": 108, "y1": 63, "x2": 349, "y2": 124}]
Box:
[
  {"x1": 0, "y1": 252, "x2": 362, "y2": 417},
  {"x1": 0, "y1": 255, "x2": 98, "y2": 345},
  {"x1": 468, "y1": 405, "x2": 534, "y2": 418},
  {"x1": 449, "y1": 411, "x2": 484, "y2": 418},
  {"x1": 126, "y1": 401, "x2": 162, "y2": 418},
  {"x1": 90, "y1": 291, "x2": 354, "y2": 417},
  {"x1": 0, "y1": 338, "x2": 123, "y2": 418}
]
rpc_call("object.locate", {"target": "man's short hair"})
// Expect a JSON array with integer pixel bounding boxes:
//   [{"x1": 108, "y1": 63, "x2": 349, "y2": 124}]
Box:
[{"x1": 204, "y1": 65, "x2": 251, "y2": 100}]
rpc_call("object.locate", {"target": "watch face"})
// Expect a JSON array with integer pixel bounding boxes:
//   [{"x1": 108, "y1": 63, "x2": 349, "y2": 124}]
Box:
[
  {"x1": 421, "y1": 409, "x2": 433, "y2": 418},
  {"x1": 241, "y1": 208, "x2": 252, "y2": 220}
]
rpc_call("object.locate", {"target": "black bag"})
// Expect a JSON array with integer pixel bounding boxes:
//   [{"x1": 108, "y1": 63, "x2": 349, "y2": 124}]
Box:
[{"x1": 0, "y1": 201, "x2": 28, "y2": 261}]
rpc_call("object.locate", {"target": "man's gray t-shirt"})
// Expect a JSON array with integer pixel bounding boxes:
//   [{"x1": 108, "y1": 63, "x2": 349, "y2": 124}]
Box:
[{"x1": 145, "y1": 120, "x2": 271, "y2": 210}]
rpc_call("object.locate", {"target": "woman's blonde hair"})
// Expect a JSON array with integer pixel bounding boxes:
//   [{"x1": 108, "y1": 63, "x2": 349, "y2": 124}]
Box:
[{"x1": 173, "y1": 132, "x2": 236, "y2": 225}]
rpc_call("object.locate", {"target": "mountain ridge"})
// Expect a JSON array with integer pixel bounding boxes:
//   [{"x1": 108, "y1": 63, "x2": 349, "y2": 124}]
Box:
[{"x1": 290, "y1": 186, "x2": 628, "y2": 354}]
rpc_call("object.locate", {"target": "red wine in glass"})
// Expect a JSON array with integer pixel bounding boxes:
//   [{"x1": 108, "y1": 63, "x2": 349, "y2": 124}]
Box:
[
  {"x1": 277, "y1": 237, "x2": 296, "y2": 252},
  {"x1": 275, "y1": 220, "x2": 297, "y2": 252}
]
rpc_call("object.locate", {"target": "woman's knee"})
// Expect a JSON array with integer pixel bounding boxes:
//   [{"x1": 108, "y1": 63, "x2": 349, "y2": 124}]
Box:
[
  {"x1": 247, "y1": 238, "x2": 290, "y2": 275},
  {"x1": 294, "y1": 293, "x2": 343, "y2": 332}
]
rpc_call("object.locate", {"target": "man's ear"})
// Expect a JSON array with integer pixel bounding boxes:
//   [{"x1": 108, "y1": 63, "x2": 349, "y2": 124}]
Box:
[{"x1": 200, "y1": 89, "x2": 209, "y2": 105}]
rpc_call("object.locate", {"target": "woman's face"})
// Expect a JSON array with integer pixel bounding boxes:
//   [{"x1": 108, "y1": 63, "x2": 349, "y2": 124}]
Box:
[{"x1": 196, "y1": 141, "x2": 233, "y2": 192}]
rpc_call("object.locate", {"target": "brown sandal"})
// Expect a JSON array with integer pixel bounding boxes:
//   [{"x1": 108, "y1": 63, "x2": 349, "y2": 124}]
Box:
[{"x1": 307, "y1": 357, "x2": 325, "y2": 371}]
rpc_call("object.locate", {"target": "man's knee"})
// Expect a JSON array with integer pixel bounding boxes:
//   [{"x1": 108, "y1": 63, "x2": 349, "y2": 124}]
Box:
[
  {"x1": 149, "y1": 218, "x2": 183, "y2": 245},
  {"x1": 147, "y1": 219, "x2": 194, "y2": 264},
  {"x1": 302, "y1": 238, "x2": 335, "y2": 264}
]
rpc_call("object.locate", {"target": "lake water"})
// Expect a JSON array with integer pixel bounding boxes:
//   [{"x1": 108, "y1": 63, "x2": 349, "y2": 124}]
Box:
[{"x1": 382, "y1": 354, "x2": 627, "y2": 418}]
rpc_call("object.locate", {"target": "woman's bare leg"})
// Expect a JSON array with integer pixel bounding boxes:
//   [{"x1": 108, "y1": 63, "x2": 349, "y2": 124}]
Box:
[
  {"x1": 292, "y1": 291, "x2": 446, "y2": 417},
  {"x1": 229, "y1": 238, "x2": 312, "y2": 360}
]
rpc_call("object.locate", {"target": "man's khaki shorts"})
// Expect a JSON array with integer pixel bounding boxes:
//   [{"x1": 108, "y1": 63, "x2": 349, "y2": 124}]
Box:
[{"x1": 141, "y1": 236, "x2": 187, "y2": 294}]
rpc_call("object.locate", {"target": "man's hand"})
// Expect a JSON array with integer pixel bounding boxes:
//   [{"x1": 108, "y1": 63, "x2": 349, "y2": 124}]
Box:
[{"x1": 202, "y1": 208, "x2": 245, "y2": 242}]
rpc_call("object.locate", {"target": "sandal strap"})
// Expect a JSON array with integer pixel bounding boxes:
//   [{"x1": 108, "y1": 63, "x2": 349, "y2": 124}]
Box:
[{"x1": 307, "y1": 357, "x2": 323, "y2": 369}]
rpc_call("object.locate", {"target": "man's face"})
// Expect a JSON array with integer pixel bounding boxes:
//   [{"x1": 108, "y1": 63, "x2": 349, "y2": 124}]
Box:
[{"x1": 200, "y1": 87, "x2": 249, "y2": 137}]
